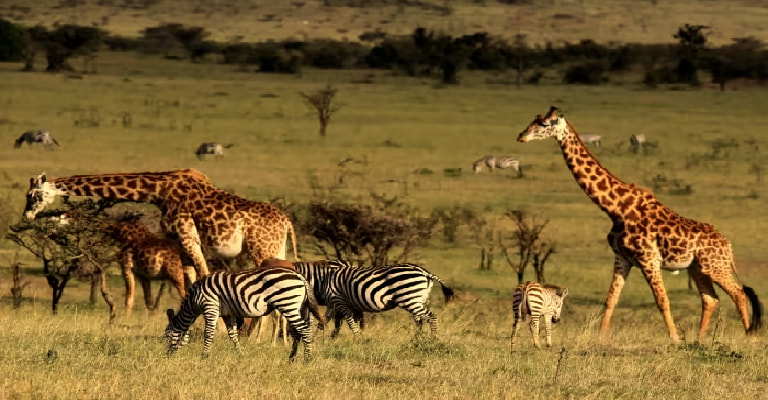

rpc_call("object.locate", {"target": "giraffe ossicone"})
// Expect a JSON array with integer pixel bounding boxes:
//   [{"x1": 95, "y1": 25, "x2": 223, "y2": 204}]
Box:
[{"x1": 516, "y1": 106, "x2": 762, "y2": 343}]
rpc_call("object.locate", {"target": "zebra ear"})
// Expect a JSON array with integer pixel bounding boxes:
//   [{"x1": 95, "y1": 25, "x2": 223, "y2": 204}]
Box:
[
  {"x1": 166, "y1": 308, "x2": 175, "y2": 322},
  {"x1": 559, "y1": 288, "x2": 569, "y2": 298}
]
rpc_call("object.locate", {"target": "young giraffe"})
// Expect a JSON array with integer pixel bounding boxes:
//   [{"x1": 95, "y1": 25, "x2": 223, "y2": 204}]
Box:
[
  {"x1": 516, "y1": 106, "x2": 761, "y2": 343},
  {"x1": 23, "y1": 168, "x2": 297, "y2": 278},
  {"x1": 100, "y1": 216, "x2": 196, "y2": 317}
]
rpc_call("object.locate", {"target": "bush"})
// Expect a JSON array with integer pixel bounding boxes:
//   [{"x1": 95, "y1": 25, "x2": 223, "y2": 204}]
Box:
[
  {"x1": 563, "y1": 61, "x2": 608, "y2": 84},
  {"x1": 0, "y1": 18, "x2": 25, "y2": 61}
]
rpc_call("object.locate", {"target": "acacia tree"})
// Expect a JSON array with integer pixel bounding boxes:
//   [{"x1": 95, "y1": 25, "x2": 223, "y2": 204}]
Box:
[
  {"x1": 6, "y1": 200, "x2": 118, "y2": 322},
  {"x1": 498, "y1": 210, "x2": 556, "y2": 283},
  {"x1": 300, "y1": 85, "x2": 341, "y2": 137},
  {"x1": 298, "y1": 194, "x2": 436, "y2": 267}
]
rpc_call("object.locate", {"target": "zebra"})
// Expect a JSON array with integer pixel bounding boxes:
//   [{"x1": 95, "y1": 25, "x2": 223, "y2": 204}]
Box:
[
  {"x1": 472, "y1": 155, "x2": 522, "y2": 176},
  {"x1": 164, "y1": 266, "x2": 324, "y2": 362},
  {"x1": 293, "y1": 260, "x2": 366, "y2": 335},
  {"x1": 510, "y1": 281, "x2": 568, "y2": 350},
  {"x1": 295, "y1": 261, "x2": 455, "y2": 339},
  {"x1": 14, "y1": 130, "x2": 60, "y2": 150},
  {"x1": 630, "y1": 133, "x2": 646, "y2": 153},
  {"x1": 579, "y1": 133, "x2": 602, "y2": 148},
  {"x1": 195, "y1": 142, "x2": 234, "y2": 160}
]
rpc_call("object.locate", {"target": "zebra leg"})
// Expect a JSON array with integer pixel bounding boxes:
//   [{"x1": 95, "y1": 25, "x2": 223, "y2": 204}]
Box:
[
  {"x1": 201, "y1": 308, "x2": 221, "y2": 359},
  {"x1": 337, "y1": 305, "x2": 363, "y2": 339},
  {"x1": 223, "y1": 316, "x2": 243, "y2": 354},
  {"x1": 511, "y1": 314, "x2": 521, "y2": 352},
  {"x1": 529, "y1": 317, "x2": 542, "y2": 349},
  {"x1": 543, "y1": 314, "x2": 554, "y2": 348}
]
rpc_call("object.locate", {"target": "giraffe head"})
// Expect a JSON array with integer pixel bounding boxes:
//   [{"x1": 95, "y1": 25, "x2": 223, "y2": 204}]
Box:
[
  {"x1": 24, "y1": 172, "x2": 61, "y2": 220},
  {"x1": 517, "y1": 106, "x2": 570, "y2": 143}
]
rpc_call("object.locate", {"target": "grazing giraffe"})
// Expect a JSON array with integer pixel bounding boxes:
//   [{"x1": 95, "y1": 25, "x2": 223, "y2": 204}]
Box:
[
  {"x1": 516, "y1": 106, "x2": 761, "y2": 343},
  {"x1": 23, "y1": 168, "x2": 297, "y2": 278},
  {"x1": 99, "y1": 216, "x2": 196, "y2": 317}
]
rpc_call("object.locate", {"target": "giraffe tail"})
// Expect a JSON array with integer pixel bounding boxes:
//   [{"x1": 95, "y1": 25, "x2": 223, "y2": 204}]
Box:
[
  {"x1": 744, "y1": 285, "x2": 762, "y2": 333},
  {"x1": 287, "y1": 220, "x2": 298, "y2": 261}
]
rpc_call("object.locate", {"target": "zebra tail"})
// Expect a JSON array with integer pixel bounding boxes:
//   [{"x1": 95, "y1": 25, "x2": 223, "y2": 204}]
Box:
[
  {"x1": 744, "y1": 285, "x2": 763, "y2": 333},
  {"x1": 52, "y1": 137, "x2": 60, "y2": 146},
  {"x1": 440, "y1": 283, "x2": 456, "y2": 303},
  {"x1": 520, "y1": 287, "x2": 530, "y2": 319}
]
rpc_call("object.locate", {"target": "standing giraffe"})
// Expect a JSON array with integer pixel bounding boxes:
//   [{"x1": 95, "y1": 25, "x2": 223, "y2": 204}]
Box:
[
  {"x1": 516, "y1": 106, "x2": 761, "y2": 343},
  {"x1": 100, "y1": 216, "x2": 196, "y2": 317},
  {"x1": 23, "y1": 168, "x2": 297, "y2": 278}
]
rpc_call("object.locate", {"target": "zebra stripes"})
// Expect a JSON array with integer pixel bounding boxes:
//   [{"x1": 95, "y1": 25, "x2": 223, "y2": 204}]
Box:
[
  {"x1": 294, "y1": 261, "x2": 455, "y2": 339},
  {"x1": 511, "y1": 281, "x2": 568, "y2": 350},
  {"x1": 164, "y1": 266, "x2": 324, "y2": 361},
  {"x1": 472, "y1": 155, "x2": 522, "y2": 176}
]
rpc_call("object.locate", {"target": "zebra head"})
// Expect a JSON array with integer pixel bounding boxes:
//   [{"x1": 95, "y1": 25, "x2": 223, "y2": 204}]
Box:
[
  {"x1": 24, "y1": 172, "x2": 61, "y2": 220},
  {"x1": 551, "y1": 287, "x2": 569, "y2": 324},
  {"x1": 517, "y1": 106, "x2": 570, "y2": 143},
  {"x1": 164, "y1": 308, "x2": 191, "y2": 352}
]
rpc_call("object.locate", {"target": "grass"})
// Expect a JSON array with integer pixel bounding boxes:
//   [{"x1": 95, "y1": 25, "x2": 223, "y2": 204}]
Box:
[{"x1": 0, "y1": 47, "x2": 767, "y2": 398}]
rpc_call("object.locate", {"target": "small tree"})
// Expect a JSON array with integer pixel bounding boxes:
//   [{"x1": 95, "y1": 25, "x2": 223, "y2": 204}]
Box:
[
  {"x1": 498, "y1": 210, "x2": 556, "y2": 283},
  {"x1": 300, "y1": 85, "x2": 341, "y2": 137},
  {"x1": 6, "y1": 200, "x2": 118, "y2": 322}
]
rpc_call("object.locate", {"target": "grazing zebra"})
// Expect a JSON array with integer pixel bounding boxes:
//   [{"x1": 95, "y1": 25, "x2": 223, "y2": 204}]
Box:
[
  {"x1": 164, "y1": 266, "x2": 324, "y2": 362},
  {"x1": 472, "y1": 155, "x2": 522, "y2": 176},
  {"x1": 195, "y1": 142, "x2": 234, "y2": 160},
  {"x1": 295, "y1": 261, "x2": 455, "y2": 339},
  {"x1": 14, "y1": 130, "x2": 60, "y2": 149},
  {"x1": 579, "y1": 133, "x2": 602, "y2": 147},
  {"x1": 293, "y1": 260, "x2": 366, "y2": 335},
  {"x1": 630, "y1": 133, "x2": 646, "y2": 153},
  {"x1": 510, "y1": 281, "x2": 568, "y2": 350}
]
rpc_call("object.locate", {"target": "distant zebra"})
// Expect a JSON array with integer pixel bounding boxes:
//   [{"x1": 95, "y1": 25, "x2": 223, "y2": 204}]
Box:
[
  {"x1": 14, "y1": 130, "x2": 60, "y2": 150},
  {"x1": 195, "y1": 142, "x2": 234, "y2": 160},
  {"x1": 579, "y1": 133, "x2": 602, "y2": 148},
  {"x1": 472, "y1": 155, "x2": 522, "y2": 176},
  {"x1": 510, "y1": 281, "x2": 568, "y2": 350},
  {"x1": 630, "y1": 133, "x2": 646, "y2": 153},
  {"x1": 164, "y1": 266, "x2": 324, "y2": 362},
  {"x1": 296, "y1": 261, "x2": 455, "y2": 339}
]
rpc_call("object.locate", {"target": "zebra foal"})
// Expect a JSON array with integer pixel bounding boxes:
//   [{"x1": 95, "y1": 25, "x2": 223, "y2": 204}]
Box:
[
  {"x1": 472, "y1": 155, "x2": 522, "y2": 176},
  {"x1": 296, "y1": 261, "x2": 455, "y2": 339},
  {"x1": 164, "y1": 266, "x2": 324, "y2": 362},
  {"x1": 511, "y1": 281, "x2": 568, "y2": 351}
]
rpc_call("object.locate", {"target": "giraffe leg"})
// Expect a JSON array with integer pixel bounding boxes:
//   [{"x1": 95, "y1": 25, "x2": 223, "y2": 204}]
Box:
[
  {"x1": 598, "y1": 254, "x2": 632, "y2": 342},
  {"x1": 172, "y1": 217, "x2": 210, "y2": 277},
  {"x1": 121, "y1": 254, "x2": 135, "y2": 318},
  {"x1": 688, "y1": 263, "x2": 719, "y2": 342},
  {"x1": 638, "y1": 257, "x2": 679, "y2": 343},
  {"x1": 140, "y1": 278, "x2": 153, "y2": 311}
]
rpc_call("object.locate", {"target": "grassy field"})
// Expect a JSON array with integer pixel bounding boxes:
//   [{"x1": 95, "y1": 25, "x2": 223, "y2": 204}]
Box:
[
  {"x1": 4, "y1": 0, "x2": 768, "y2": 46},
  {"x1": 1, "y1": 45, "x2": 768, "y2": 399}
]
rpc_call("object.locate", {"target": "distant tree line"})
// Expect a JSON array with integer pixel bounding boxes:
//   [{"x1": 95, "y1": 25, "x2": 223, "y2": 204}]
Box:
[{"x1": 1, "y1": 18, "x2": 767, "y2": 90}]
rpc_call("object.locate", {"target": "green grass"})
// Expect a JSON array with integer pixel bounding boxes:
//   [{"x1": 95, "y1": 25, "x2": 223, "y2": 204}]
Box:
[{"x1": 1, "y1": 50, "x2": 767, "y2": 399}]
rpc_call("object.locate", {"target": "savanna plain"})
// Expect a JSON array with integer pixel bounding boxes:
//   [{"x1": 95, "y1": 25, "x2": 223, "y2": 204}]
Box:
[{"x1": 2, "y1": 1, "x2": 768, "y2": 400}]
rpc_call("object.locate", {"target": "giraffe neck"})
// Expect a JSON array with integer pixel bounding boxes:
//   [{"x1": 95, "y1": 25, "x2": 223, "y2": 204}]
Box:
[
  {"x1": 557, "y1": 121, "x2": 637, "y2": 220},
  {"x1": 49, "y1": 172, "x2": 180, "y2": 203}
]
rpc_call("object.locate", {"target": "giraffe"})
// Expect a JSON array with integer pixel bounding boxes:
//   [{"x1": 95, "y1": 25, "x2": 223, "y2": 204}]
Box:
[
  {"x1": 23, "y1": 168, "x2": 297, "y2": 278},
  {"x1": 99, "y1": 216, "x2": 196, "y2": 317},
  {"x1": 516, "y1": 106, "x2": 761, "y2": 343}
]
